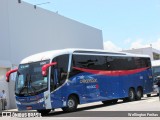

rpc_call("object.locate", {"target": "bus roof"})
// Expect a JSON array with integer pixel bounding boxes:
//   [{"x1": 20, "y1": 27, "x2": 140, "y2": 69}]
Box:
[
  {"x1": 152, "y1": 60, "x2": 160, "y2": 67},
  {"x1": 20, "y1": 48, "x2": 150, "y2": 64}
]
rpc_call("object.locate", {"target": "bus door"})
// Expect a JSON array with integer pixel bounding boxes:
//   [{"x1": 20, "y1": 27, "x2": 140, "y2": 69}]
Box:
[
  {"x1": 50, "y1": 54, "x2": 69, "y2": 108},
  {"x1": 50, "y1": 65, "x2": 62, "y2": 108}
]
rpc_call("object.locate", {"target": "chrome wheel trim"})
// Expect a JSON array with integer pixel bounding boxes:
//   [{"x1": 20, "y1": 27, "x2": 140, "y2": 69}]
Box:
[{"x1": 68, "y1": 99, "x2": 75, "y2": 108}]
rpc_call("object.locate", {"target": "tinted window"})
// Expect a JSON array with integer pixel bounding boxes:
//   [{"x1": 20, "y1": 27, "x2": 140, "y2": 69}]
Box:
[
  {"x1": 69, "y1": 55, "x2": 108, "y2": 77},
  {"x1": 106, "y1": 56, "x2": 136, "y2": 70},
  {"x1": 134, "y1": 58, "x2": 151, "y2": 68},
  {"x1": 73, "y1": 55, "x2": 107, "y2": 70},
  {"x1": 69, "y1": 55, "x2": 150, "y2": 78}
]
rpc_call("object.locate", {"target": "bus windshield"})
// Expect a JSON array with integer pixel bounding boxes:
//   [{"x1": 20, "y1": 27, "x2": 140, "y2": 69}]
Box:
[{"x1": 15, "y1": 60, "x2": 50, "y2": 96}]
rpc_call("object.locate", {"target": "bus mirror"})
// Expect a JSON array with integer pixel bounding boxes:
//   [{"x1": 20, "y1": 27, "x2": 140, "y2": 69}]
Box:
[
  {"x1": 6, "y1": 68, "x2": 18, "y2": 82},
  {"x1": 42, "y1": 62, "x2": 57, "y2": 77}
]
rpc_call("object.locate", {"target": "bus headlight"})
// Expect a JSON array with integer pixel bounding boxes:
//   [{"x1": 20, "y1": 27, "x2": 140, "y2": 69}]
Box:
[
  {"x1": 16, "y1": 100, "x2": 21, "y2": 105},
  {"x1": 37, "y1": 98, "x2": 45, "y2": 103}
]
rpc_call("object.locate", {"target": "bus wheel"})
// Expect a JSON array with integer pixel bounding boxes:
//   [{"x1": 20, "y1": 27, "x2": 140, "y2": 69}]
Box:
[
  {"x1": 136, "y1": 88, "x2": 143, "y2": 100},
  {"x1": 37, "y1": 109, "x2": 51, "y2": 116},
  {"x1": 62, "y1": 95, "x2": 78, "y2": 112},
  {"x1": 128, "y1": 88, "x2": 136, "y2": 101}
]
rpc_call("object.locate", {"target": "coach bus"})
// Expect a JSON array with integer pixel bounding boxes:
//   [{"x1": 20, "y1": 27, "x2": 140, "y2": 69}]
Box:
[
  {"x1": 6, "y1": 49, "x2": 153, "y2": 115},
  {"x1": 147, "y1": 60, "x2": 160, "y2": 97}
]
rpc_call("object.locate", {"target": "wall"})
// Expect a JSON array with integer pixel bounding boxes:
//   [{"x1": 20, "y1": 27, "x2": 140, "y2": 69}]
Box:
[
  {"x1": 0, "y1": 0, "x2": 11, "y2": 62},
  {"x1": 8, "y1": 0, "x2": 103, "y2": 65}
]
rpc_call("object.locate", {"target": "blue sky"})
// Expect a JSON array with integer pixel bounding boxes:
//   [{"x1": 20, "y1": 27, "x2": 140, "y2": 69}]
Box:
[{"x1": 24, "y1": 0, "x2": 160, "y2": 51}]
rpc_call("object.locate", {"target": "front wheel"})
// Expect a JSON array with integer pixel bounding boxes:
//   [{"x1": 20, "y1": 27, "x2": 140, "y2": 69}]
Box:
[{"x1": 62, "y1": 96, "x2": 78, "y2": 112}]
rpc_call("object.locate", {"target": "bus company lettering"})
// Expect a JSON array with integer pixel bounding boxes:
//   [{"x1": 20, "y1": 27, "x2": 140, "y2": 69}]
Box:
[
  {"x1": 86, "y1": 85, "x2": 96, "y2": 89},
  {"x1": 80, "y1": 79, "x2": 97, "y2": 83},
  {"x1": 86, "y1": 84, "x2": 99, "y2": 89}
]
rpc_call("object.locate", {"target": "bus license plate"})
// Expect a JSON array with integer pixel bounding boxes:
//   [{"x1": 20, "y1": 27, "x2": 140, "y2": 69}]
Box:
[{"x1": 26, "y1": 106, "x2": 32, "y2": 110}]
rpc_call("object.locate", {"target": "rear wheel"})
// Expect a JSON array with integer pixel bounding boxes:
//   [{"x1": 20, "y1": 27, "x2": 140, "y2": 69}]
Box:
[
  {"x1": 128, "y1": 88, "x2": 136, "y2": 101},
  {"x1": 62, "y1": 95, "x2": 78, "y2": 112},
  {"x1": 37, "y1": 109, "x2": 51, "y2": 116},
  {"x1": 136, "y1": 88, "x2": 143, "y2": 100}
]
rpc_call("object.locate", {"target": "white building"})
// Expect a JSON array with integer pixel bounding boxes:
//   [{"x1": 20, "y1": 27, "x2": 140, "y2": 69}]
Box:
[
  {"x1": 122, "y1": 47, "x2": 160, "y2": 61},
  {"x1": 0, "y1": 0, "x2": 103, "y2": 109}
]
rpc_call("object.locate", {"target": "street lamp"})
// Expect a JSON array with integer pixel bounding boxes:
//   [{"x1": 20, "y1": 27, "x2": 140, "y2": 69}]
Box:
[{"x1": 34, "y1": 2, "x2": 50, "y2": 9}]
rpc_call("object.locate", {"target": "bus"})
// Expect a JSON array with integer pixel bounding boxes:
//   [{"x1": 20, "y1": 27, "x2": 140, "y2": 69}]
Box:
[
  {"x1": 147, "y1": 60, "x2": 160, "y2": 96},
  {"x1": 6, "y1": 49, "x2": 153, "y2": 115}
]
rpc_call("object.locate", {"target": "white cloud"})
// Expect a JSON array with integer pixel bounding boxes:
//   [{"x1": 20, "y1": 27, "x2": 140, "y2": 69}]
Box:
[
  {"x1": 130, "y1": 38, "x2": 160, "y2": 50},
  {"x1": 103, "y1": 38, "x2": 160, "y2": 52},
  {"x1": 103, "y1": 41, "x2": 122, "y2": 52},
  {"x1": 130, "y1": 39, "x2": 150, "y2": 49}
]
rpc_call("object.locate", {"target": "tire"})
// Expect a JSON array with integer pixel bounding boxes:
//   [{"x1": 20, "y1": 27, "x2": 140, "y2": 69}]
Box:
[
  {"x1": 62, "y1": 95, "x2": 78, "y2": 112},
  {"x1": 37, "y1": 109, "x2": 51, "y2": 116},
  {"x1": 128, "y1": 88, "x2": 136, "y2": 101},
  {"x1": 136, "y1": 88, "x2": 143, "y2": 100},
  {"x1": 102, "y1": 99, "x2": 118, "y2": 104},
  {"x1": 147, "y1": 94, "x2": 151, "y2": 97}
]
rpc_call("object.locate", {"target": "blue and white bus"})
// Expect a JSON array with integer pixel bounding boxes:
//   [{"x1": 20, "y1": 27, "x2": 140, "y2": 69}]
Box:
[{"x1": 6, "y1": 49, "x2": 153, "y2": 114}]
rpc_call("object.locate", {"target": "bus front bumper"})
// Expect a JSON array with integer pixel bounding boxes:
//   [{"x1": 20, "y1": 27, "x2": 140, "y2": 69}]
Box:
[{"x1": 16, "y1": 102, "x2": 46, "y2": 111}]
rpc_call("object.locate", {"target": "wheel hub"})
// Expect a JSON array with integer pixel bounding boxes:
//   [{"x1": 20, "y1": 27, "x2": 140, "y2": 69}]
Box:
[{"x1": 68, "y1": 99, "x2": 75, "y2": 108}]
